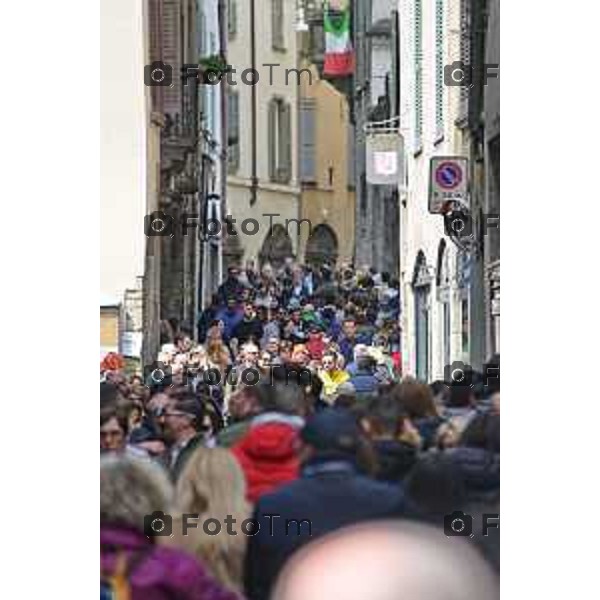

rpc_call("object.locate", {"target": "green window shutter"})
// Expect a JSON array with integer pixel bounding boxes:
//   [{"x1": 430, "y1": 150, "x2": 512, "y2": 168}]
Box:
[
  {"x1": 268, "y1": 99, "x2": 278, "y2": 181},
  {"x1": 228, "y1": 0, "x2": 237, "y2": 39},
  {"x1": 272, "y1": 0, "x2": 285, "y2": 50},
  {"x1": 435, "y1": 0, "x2": 444, "y2": 140},
  {"x1": 414, "y1": 0, "x2": 423, "y2": 151}
]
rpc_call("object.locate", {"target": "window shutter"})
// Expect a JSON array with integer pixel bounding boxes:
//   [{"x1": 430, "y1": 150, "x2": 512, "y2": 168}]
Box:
[
  {"x1": 414, "y1": 0, "x2": 423, "y2": 151},
  {"x1": 347, "y1": 122, "x2": 355, "y2": 188},
  {"x1": 268, "y1": 99, "x2": 277, "y2": 181},
  {"x1": 162, "y1": 0, "x2": 182, "y2": 117},
  {"x1": 228, "y1": 0, "x2": 237, "y2": 39},
  {"x1": 227, "y1": 89, "x2": 240, "y2": 173},
  {"x1": 458, "y1": 0, "x2": 471, "y2": 121},
  {"x1": 272, "y1": 0, "x2": 285, "y2": 50},
  {"x1": 280, "y1": 101, "x2": 292, "y2": 183},
  {"x1": 299, "y1": 98, "x2": 316, "y2": 183},
  {"x1": 435, "y1": 0, "x2": 444, "y2": 140},
  {"x1": 148, "y1": 0, "x2": 164, "y2": 113}
]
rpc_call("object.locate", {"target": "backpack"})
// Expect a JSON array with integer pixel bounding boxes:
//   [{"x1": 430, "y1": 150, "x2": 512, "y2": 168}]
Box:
[{"x1": 100, "y1": 546, "x2": 153, "y2": 600}]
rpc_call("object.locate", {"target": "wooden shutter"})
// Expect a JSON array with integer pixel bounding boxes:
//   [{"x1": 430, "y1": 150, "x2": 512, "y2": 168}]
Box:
[
  {"x1": 268, "y1": 99, "x2": 278, "y2": 181},
  {"x1": 148, "y1": 0, "x2": 164, "y2": 113},
  {"x1": 280, "y1": 101, "x2": 292, "y2": 183},
  {"x1": 162, "y1": 0, "x2": 182, "y2": 117},
  {"x1": 458, "y1": 0, "x2": 471, "y2": 121},
  {"x1": 299, "y1": 98, "x2": 316, "y2": 183}
]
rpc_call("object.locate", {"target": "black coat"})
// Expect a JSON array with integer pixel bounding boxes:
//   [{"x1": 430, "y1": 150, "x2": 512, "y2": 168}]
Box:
[
  {"x1": 373, "y1": 439, "x2": 418, "y2": 483},
  {"x1": 233, "y1": 318, "x2": 264, "y2": 345},
  {"x1": 244, "y1": 459, "x2": 409, "y2": 600}
]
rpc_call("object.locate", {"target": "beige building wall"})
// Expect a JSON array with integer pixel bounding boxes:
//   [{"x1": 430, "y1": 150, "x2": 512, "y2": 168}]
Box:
[
  {"x1": 298, "y1": 63, "x2": 355, "y2": 266},
  {"x1": 101, "y1": 0, "x2": 148, "y2": 302},
  {"x1": 226, "y1": 0, "x2": 301, "y2": 263},
  {"x1": 399, "y1": 0, "x2": 467, "y2": 380},
  {"x1": 101, "y1": 0, "x2": 160, "y2": 361}
]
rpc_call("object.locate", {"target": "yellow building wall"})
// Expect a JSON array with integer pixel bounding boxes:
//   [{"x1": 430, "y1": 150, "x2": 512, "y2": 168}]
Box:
[
  {"x1": 100, "y1": 307, "x2": 120, "y2": 350},
  {"x1": 299, "y1": 64, "x2": 355, "y2": 265}
]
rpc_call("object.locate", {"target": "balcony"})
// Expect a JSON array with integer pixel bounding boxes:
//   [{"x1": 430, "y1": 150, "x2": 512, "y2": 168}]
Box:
[{"x1": 161, "y1": 79, "x2": 199, "y2": 176}]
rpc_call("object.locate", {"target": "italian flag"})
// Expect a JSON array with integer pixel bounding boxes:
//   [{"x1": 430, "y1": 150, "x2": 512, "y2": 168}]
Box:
[{"x1": 324, "y1": 2, "x2": 354, "y2": 77}]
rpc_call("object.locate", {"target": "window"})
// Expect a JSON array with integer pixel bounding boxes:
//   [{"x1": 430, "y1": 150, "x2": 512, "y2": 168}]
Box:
[
  {"x1": 268, "y1": 97, "x2": 292, "y2": 184},
  {"x1": 347, "y1": 122, "x2": 356, "y2": 189},
  {"x1": 272, "y1": 0, "x2": 285, "y2": 51},
  {"x1": 435, "y1": 0, "x2": 444, "y2": 141},
  {"x1": 299, "y1": 98, "x2": 316, "y2": 183},
  {"x1": 457, "y1": 0, "x2": 471, "y2": 123},
  {"x1": 414, "y1": 0, "x2": 423, "y2": 152},
  {"x1": 227, "y1": 89, "x2": 240, "y2": 174},
  {"x1": 228, "y1": 0, "x2": 237, "y2": 39}
]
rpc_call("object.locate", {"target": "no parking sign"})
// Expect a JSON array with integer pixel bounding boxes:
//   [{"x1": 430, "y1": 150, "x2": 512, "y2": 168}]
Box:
[{"x1": 429, "y1": 156, "x2": 469, "y2": 213}]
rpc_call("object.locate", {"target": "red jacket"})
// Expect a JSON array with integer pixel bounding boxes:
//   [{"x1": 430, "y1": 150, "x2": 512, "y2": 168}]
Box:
[{"x1": 232, "y1": 422, "x2": 300, "y2": 503}]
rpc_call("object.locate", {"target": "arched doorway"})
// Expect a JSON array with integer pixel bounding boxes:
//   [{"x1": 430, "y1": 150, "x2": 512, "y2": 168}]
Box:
[
  {"x1": 259, "y1": 225, "x2": 293, "y2": 269},
  {"x1": 436, "y1": 240, "x2": 451, "y2": 370},
  {"x1": 305, "y1": 224, "x2": 339, "y2": 267},
  {"x1": 412, "y1": 250, "x2": 433, "y2": 381}
]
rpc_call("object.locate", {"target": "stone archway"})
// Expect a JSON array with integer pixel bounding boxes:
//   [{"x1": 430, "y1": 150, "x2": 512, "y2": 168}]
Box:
[
  {"x1": 259, "y1": 224, "x2": 293, "y2": 269},
  {"x1": 304, "y1": 224, "x2": 339, "y2": 267}
]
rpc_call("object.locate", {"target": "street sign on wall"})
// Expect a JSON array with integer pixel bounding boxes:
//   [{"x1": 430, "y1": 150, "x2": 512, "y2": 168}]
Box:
[
  {"x1": 429, "y1": 156, "x2": 469, "y2": 213},
  {"x1": 366, "y1": 131, "x2": 405, "y2": 187}
]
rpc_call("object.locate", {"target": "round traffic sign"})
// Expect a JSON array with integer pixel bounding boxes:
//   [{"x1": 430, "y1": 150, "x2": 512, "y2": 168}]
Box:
[{"x1": 435, "y1": 161, "x2": 463, "y2": 190}]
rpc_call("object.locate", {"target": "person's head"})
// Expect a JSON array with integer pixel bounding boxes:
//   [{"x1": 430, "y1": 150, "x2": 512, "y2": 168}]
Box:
[
  {"x1": 392, "y1": 380, "x2": 438, "y2": 419},
  {"x1": 271, "y1": 521, "x2": 499, "y2": 600},
  {"x1": 243, "y1": 301, "x2": 256, "y2": 320},
  {"x1": 241, "y1": 342, "x2": 260, "y2": 366},
  {"x1": 403, "y1": 452, "x2": 468, "y2": 518},
  {"x1": 175, "y1": 447, "x2": 248, "y2": 516},
  {"x1": 447, "y1": 381, "x2": 477, "y2": 409},
  {"x1": 100, "y1": 404, "x2": 130, "y2": 452},
  {"x1": 226, "y1": 296, "x2": 237, "y2": 311},
  {"x1": 100, "y1": 381, "x2": 126, "y2": 408},
  {"x1": 266, "y1": 336, "x2": 280, "y2": 355},
  {"x1": 162, "y1": 394, "x2": 203, "y2": 445},
  {"x1": 228, "y1": 385, "x2": 264, "y2": 422},
  {"x1": 227, "y1": 266, "x2": 240, "y2": 280},
  {"x1": 429, "y1": 380, "x2": 449, "y2": 406},
  {"x1": 101, "y1": 453, "x2": 173, "y2": 532},
  {"x1": 258, "y1": 381, "x2": 309, "y2": 417},
  {"x1": 321, "y1": 352, "x2": 338, "y2": 373},
  {"x1": 342, "y1": 318, "x2": 357, "y2": 338},
  {"x1": 300, "y1": 409, "x2": 377, "y2": 474},
  {"x1": 361, "y1": 394, "x2": 406, "y2": 440}
]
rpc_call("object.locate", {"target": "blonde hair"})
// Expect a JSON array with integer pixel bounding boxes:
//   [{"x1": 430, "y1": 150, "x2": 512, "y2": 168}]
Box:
[{"x1": 166, "y1": 447, "x2": 250, "y2": 592}]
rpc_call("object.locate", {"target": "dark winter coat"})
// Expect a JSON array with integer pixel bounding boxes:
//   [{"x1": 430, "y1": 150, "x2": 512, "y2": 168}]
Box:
[{"x1": 244, "y1": 459, "x2": 408, "y2": 600}]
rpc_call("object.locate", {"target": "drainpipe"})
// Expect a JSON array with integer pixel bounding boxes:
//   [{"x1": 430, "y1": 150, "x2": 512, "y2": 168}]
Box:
[{"x1": 250, "y1": 0, "x2": 258, "y2": 205}]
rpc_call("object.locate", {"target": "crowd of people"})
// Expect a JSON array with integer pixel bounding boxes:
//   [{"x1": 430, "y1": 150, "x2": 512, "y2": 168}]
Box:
[{"x1": 100, "y1": 261, "x2": 500, "y2": 600}]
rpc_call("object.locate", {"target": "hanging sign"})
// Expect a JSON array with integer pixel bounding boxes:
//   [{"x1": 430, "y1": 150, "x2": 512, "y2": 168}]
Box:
[{"x1": 366, "y1": 131, "x2": 405, "y2": 186}]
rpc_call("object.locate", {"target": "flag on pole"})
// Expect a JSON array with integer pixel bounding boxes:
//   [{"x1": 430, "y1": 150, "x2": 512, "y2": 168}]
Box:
[{"x1": 323, "y1": 1, "x2": 354, "y2": 77}]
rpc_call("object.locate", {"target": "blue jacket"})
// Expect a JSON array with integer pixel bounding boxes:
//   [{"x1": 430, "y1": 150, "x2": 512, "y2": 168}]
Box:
[
  {"x1": 215, "y1": 307, "x2": 243, "y2": 341},
  {"x1": 244, "y1": 459, "x2": 408, "y2": 600},
  {"x1": 349, "y1": 369, "x2": 379, "y2": 397}
]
